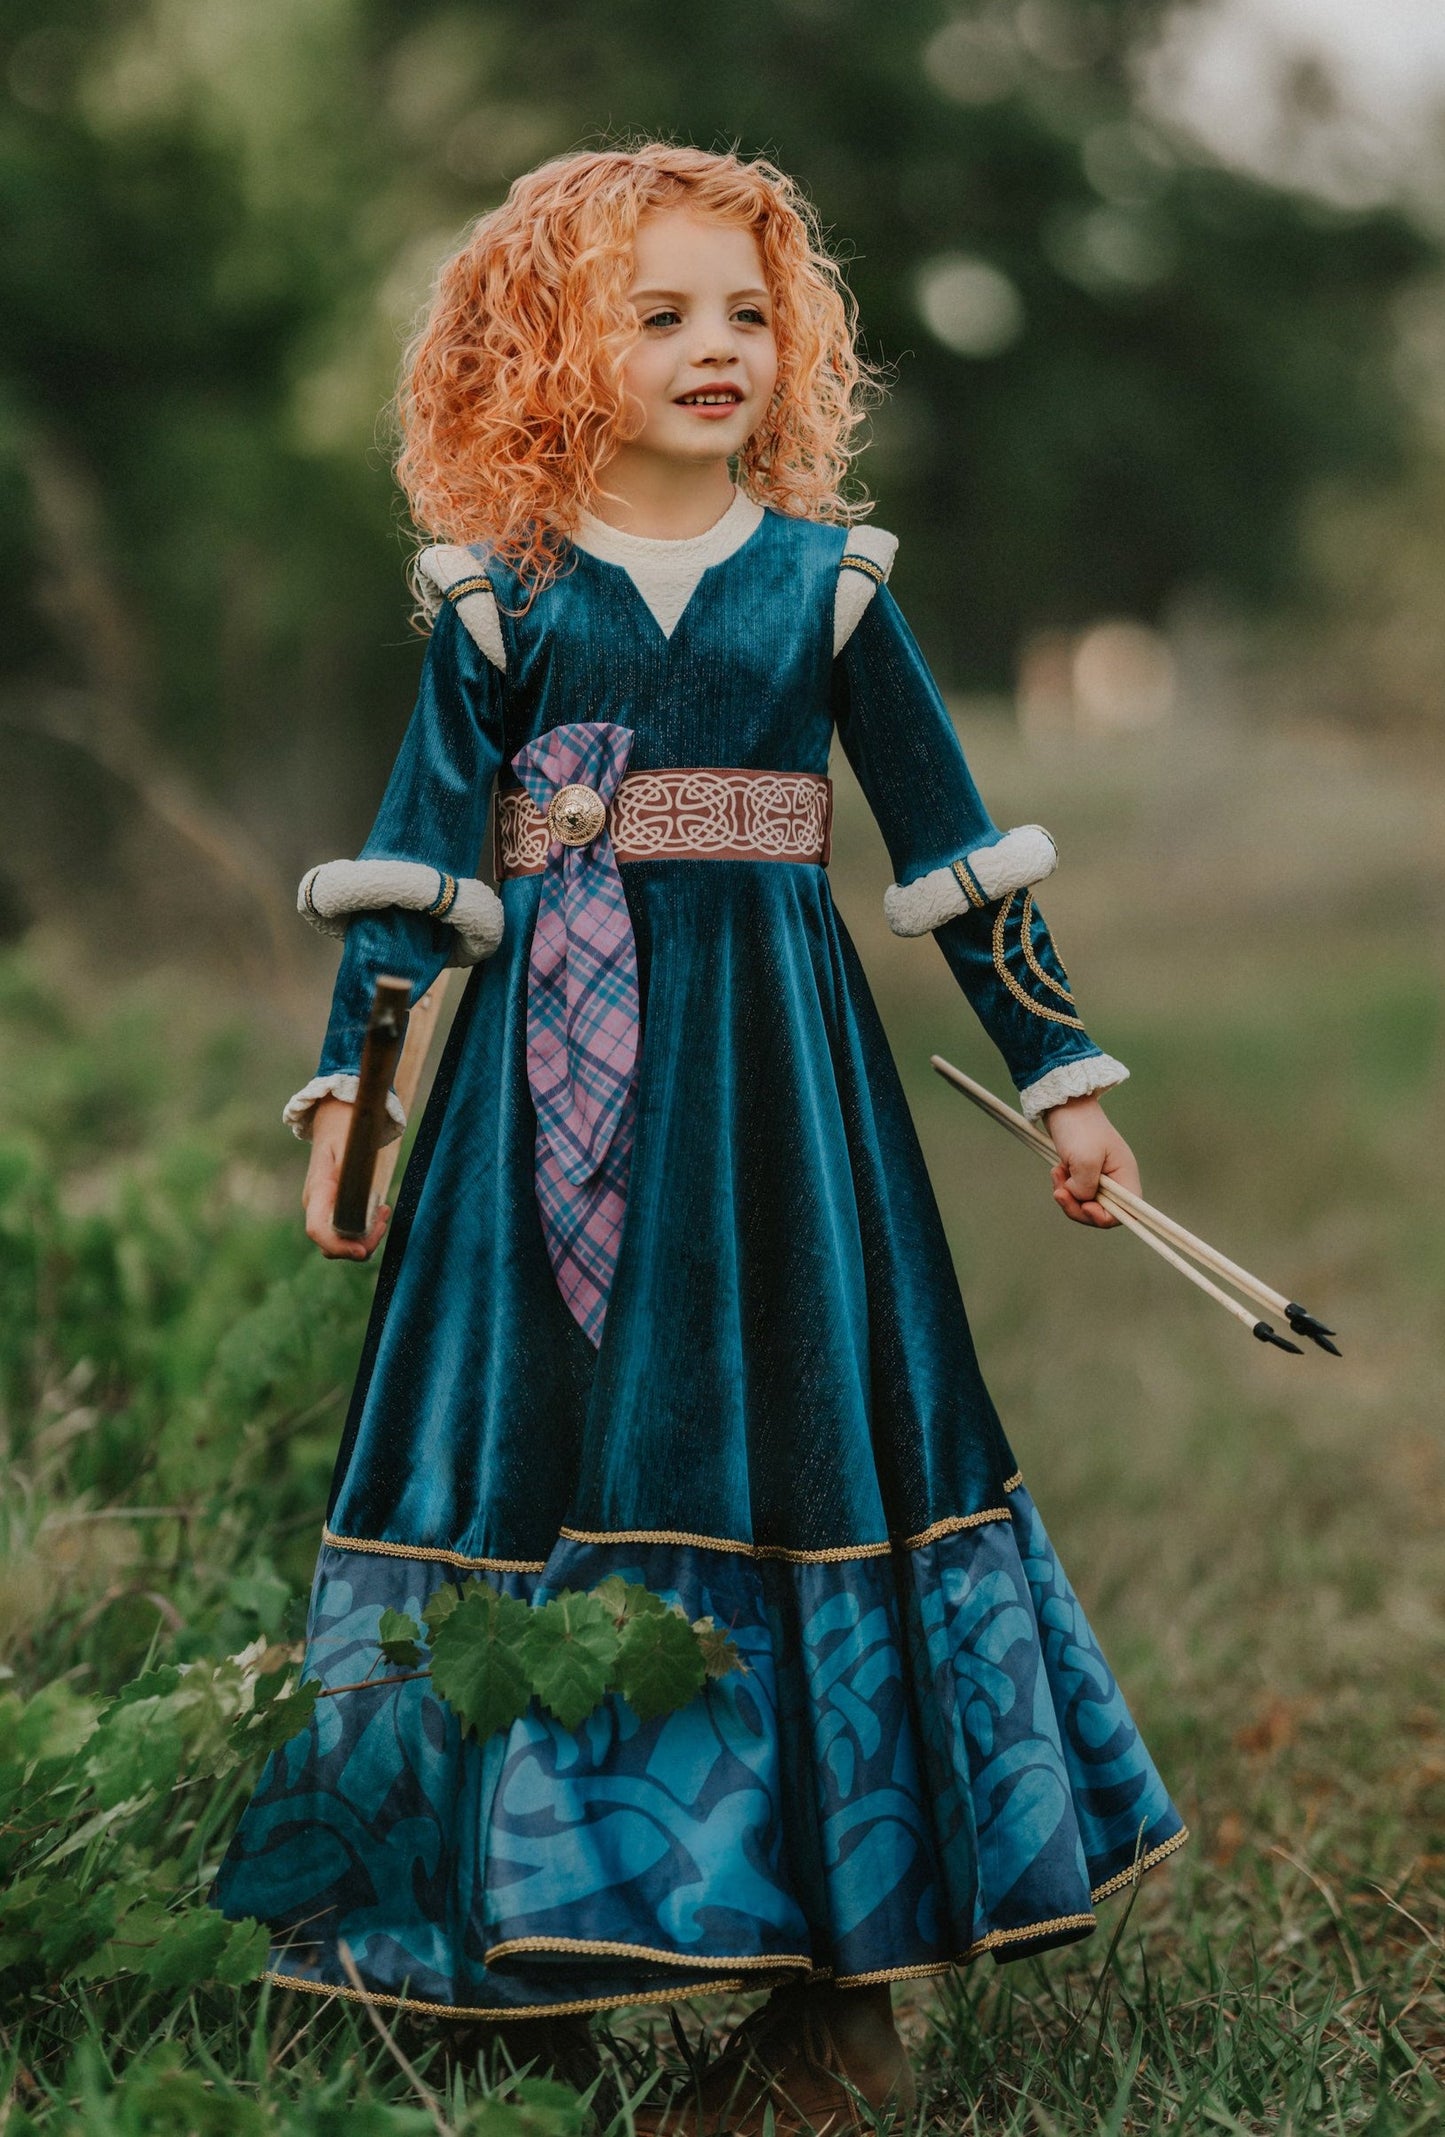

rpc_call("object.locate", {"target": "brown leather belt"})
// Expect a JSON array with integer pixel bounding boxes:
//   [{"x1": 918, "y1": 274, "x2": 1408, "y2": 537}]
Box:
[{"x1": 494, "y1": 766, "x2": 833, "y2": 879}]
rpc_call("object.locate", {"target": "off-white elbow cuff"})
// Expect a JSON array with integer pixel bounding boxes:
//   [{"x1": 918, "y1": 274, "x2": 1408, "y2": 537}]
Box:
[
  {"x1": 885, "y1": 825, "x2": 1058, "y2": 936},
  {"x1": 298, "y1": 859, "x2": 504, "y2": 968}
]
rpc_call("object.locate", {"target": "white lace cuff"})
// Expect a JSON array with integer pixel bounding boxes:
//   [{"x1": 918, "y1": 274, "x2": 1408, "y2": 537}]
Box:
[
  {"x1": 1018, "y1": 1053, "x2": 1130, "y2": 1122},
  {"x1": 884, "y1": 825, "x2": 1058, "y2": 936},
  {"x1": 282, "y1": 1073, "x2": 407, "y2": 1145}
]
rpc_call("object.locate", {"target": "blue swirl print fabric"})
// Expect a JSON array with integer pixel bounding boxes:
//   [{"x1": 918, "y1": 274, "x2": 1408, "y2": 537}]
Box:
[{"x1": 215, "y1": 1483, "x2": 1186, "y2": 2015}]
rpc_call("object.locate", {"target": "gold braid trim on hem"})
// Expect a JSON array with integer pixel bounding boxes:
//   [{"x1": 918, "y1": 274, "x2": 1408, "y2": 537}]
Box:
[
  {"x1": 323, "y1": 1498, "x2": 1034, "y2": 1574},
  {"x1": 558, "y1": 1525, "x2": 893, "y2": 1564},
  {"x1": 265, "y1": 1839, "x2": 1185, "y2": 2019},
  {"x1": 1089, "y1": 1824, "x2": 1190, "y2": 1901},
  {"x1": 833, "y1": 1960, "x2": 953, "y2": 1988},
  {"x1": 903, "y1": 1507, "x2": 1012, "y2": 1549},
  {"x1": 321, "y1": 1528, "x2": 545, "y2": 1574},
  {"x1": 483, "y1": 1938, "x2": 814, "y2": 1973},
  {"x1": 264, "y1": 1969, "x2": 766, "y2": 2024}
]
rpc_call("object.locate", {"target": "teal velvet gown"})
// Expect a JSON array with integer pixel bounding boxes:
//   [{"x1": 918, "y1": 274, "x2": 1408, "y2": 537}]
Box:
[{"x1": 215, "y1": 505, "x2": 1188, "y2": 2019}]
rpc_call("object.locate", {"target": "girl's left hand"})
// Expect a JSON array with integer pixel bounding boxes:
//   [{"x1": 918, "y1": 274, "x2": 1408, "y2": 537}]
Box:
[{"x1": 1044, "y1": 1094, "x2": 1140, "y2": 1229}]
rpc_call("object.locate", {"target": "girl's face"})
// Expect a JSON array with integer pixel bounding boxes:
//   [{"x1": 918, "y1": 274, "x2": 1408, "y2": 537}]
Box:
[{"x1": 617, "y1": 210, "x2": 779, "y2": 468}]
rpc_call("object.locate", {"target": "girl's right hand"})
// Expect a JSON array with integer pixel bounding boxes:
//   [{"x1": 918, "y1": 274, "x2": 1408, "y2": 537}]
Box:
[{"x1": 303, "y1": 1096, "x2": 392, "y2": 1260}]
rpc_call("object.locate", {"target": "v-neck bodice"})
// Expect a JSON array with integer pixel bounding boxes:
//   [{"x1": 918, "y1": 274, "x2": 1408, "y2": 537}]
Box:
[
  {"x1": 481, "y1": 506, "x2": 848, "y2": 778},
  {"x1": 570, "y1": 487, "x2": 766, "y2": 638}
]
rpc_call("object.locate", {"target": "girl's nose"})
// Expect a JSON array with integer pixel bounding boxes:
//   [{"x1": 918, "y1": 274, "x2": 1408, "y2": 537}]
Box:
[{"x1": 688, "y1": 319, "x2": 743, "y2": 364}]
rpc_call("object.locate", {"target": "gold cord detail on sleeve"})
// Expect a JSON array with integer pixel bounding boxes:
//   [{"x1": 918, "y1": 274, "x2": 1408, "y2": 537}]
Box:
[
  {"x1": 426, "y1": 871, "x2": 459, "y2": 919},
  {"x1": 951, "y1": 856, "x2": 987, "y2": 909},
  {"x1": 840, "y1": 555, "x2": 889, "y2": 586},
  {"x1": 1018, "y1": 890, "x2": 1075, "y2": 1003},
  {"x1": 1001, "y1": 1469, "x2": 1024, "y2": 1492},
  {"x1": 443, "y1": 576, "x2": 494, "y2": 604},
  {"x1": 992, "y1": 892, "x2": 1085, "y2": 1028}
]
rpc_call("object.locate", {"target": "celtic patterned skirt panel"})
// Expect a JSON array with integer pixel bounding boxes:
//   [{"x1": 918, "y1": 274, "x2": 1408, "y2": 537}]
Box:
[{"x1": 213, "y1": 1482, "x2": 1187, "y2": 2018}]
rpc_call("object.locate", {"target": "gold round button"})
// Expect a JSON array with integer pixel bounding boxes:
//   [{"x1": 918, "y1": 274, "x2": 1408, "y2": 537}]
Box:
[{"x1": 547, "y1": 782, "x2": 607, "y2": 847}]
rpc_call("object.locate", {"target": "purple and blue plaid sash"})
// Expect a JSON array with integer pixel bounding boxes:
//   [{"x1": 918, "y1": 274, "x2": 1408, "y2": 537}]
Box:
[{"x1": 510, "y1": 722, "x2": 640, "y2": 1346}]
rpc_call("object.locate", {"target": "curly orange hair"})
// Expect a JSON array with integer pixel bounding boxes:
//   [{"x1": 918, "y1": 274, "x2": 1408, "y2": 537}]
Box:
[{"x1": 395, "y1": 143, "x2": 877, "y2": 592}]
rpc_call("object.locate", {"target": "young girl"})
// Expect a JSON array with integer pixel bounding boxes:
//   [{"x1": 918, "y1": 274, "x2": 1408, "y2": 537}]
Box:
[{"x1": 217, "y1": 144, "x2": 1188, "y2": 2133}]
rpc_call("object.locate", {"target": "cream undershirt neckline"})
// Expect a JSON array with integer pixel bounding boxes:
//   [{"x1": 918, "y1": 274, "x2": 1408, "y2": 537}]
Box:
[{"x1": 571, "y1": 487, "x2": 766, "y2": 637}]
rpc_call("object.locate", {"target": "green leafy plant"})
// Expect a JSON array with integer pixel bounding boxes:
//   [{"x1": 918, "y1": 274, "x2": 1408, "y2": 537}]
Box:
[{"x1": 354, "y1": 1576, "x2": 743, "y2": 1743}]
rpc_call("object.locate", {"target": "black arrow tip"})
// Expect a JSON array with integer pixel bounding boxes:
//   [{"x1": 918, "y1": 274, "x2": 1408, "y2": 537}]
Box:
[
  {"x1": 1286, "y1": 1303, "x2": 1337, "y2": 1339},
  {"x1": 1254, "y1": 1321, "x2": 1305, "y2": 1355}
]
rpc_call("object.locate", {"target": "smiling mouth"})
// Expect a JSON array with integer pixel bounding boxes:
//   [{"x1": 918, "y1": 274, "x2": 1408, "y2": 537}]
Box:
[{"x1": 676, "y1": 388, "x2": 744, "y2": 407}]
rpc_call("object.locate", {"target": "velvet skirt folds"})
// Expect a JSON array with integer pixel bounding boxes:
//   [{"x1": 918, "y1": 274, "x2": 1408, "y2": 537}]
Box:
[{"x1": 214, "y1": 855, "x2": 1188, "y2": 2017}]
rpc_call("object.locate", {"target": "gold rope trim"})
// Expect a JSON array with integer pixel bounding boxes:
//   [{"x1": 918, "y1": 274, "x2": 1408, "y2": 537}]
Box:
[
  {"x1": 1018, "y1": 890, "x2": 1075, "y2": 1004},
  {"x1": 324, "y1": 1510, "x2": 1039, "y2": 1572},
  {"x1": 1002, "y1": 1469, "x2": 1024, "y2": 1493},
  {"x1": 442, "y1": 576, "x2": 493, "y2": 605},
  {"x1": 483, "y1": 1937, "x2": 813, "y2": 1973},
  {"x1": 832, "y1": 1959, "x2": 953, "y2": 1988},
  {"x1": 992, "y1": 892, "x2": 1085, "y2": 1029},
  {"x1": 265, "y1": 1969, "x2": 766, "y2": 2024},
  {"x1": 558, "y1": 1525, "x2": 893, "y2": 1565},
  {"x1": 840, "y1": 555, "x2": 888, "y2": 587},
  {"x1": 1089, "y1": 1825, "x2": 1190, "y2": 1901},
  {"x1": 903, "y1": 1507, "x2": 1012, "y2": 1549},
  {"x1": 321, "y1": 1528, "x2": 546, "y2": 1574},
  {"x1": 426, "y1": 871, "x2": 459, "y2": 920},
  {"x1": 268, "y1": 1838, "x2": 1187, "y2": 2018},
  {"x1": 950, "y1": 856, "x2": 987, "y2": 909},
  {"x1": 832, "y1": 1915, "x2": 1096, "y2": 1988}
]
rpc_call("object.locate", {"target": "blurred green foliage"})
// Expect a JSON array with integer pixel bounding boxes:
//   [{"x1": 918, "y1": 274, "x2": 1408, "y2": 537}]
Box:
[{"x1": 0, "y1": 0, "x2": 1436, "y2": 861}]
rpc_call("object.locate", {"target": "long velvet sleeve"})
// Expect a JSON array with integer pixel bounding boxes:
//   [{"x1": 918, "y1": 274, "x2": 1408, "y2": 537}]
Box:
[
  {"x1": 831, "y1": 585, "x2": 1127, "y2": 1117},
  {"x1": 286, "y1": 601, "x2": 505, "y2": 1138}
]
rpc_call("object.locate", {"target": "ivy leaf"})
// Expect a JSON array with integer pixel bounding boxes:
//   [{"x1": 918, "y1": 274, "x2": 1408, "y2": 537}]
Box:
[
  {"x1": 692, "y1": 1617, "x2": 746, "y2": 1681},
  {"x1": 429, "y1": 1585, "x2": 532, "y2": 1743},
  {"x1": 592, "y1": 1576, "x2": 668, "y2": 1626},
  {"x1": 235, "y1": 1678, "x2": 320, "y2": 1760},
  {"x1": 612, "y1": 1608, "x2": 707, "y2": 1723},
  {"x1": 377, "y1": 1608, "x2": 423, "y2": 1670},
  {"x1": 422, "y1": 1581, "x2": 462, "y2": 1637},
  {"x1": 85, "y1": 1701, "x2": 185, "y2": 1808},
  {"x1": 520, "y1": 1594, "x2": 620, "y2": 1732}
]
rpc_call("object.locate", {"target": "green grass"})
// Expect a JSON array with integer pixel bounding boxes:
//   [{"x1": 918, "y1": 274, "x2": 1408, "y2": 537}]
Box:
[{"x1": 2, "y1": 708, "x2": 1441, "y2": 2130}]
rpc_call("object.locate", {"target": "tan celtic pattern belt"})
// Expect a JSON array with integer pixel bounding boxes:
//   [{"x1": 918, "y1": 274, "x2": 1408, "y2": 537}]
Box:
[{"x1": 494, "y1": 766, "x2": 833, "y2": 878}]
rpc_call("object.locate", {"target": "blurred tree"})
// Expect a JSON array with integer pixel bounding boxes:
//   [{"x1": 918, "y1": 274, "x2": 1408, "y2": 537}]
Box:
[
  {"x1": 454, "y1": 0, "x2": 1434, "y2": 679},
  {"x1": 0, "y1": 0, "x2": 1435, "y2": 945}
]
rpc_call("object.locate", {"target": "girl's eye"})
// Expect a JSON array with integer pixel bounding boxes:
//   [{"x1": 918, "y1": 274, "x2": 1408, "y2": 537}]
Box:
[
  {"x1": 642, "y1": 309, "x2": 681, "y2": 330},
  {"x1": 735, "y1": 307, "x2": 769, "y2": 326}
]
